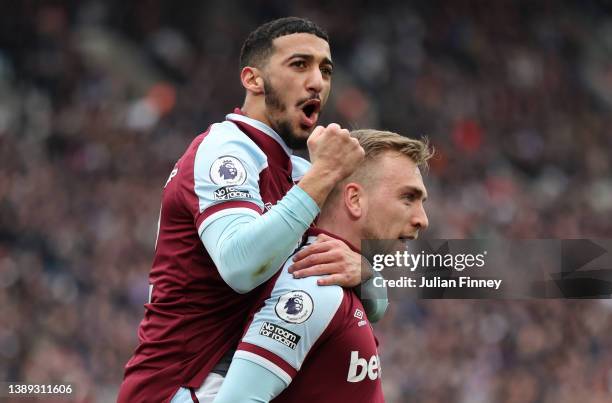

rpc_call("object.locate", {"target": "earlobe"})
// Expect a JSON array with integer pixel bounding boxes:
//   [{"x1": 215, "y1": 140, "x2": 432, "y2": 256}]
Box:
[{"x1": 240, "y1": 67, "x2": 264, "y2": 95}]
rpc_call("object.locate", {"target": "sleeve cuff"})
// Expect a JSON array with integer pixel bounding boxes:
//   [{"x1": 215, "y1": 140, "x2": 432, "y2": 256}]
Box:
[
  {"x1": 197, "y1": 201, "x2": 263, "y2": 234},
  {"x1": 235, "y1": 342, "x2": 297, "y2": 386}
]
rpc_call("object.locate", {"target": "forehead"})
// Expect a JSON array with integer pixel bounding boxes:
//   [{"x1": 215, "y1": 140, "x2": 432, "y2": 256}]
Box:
[
  {"x1": 372, "y1": 152, "x2": 427, "y2": 195},
  {"x1": 270, "y1": 33, "x2": 331, "y2": 60}
]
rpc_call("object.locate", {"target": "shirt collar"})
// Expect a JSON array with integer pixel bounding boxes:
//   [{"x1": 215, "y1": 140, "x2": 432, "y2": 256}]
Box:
[
  {"x1": 305, "y1": 227, "x2": 361, "y2": 253},
  {"x1": 226, "y1": 109, "x2": 293, "y2": 157}
]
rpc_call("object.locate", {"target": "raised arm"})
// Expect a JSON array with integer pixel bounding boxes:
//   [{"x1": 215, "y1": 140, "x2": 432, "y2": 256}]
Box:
[{"x1": 199, "y1": 124, "x2": 364, "y2": 293}]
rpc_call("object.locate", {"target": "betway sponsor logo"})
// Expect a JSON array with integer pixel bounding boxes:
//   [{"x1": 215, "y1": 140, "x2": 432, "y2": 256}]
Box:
[
  {"x1": 347, "y1": 351, "x2": 381, "y2": 382},
  {"x1": 259, "y1": 322, "x2": 301, "y2": 350}
]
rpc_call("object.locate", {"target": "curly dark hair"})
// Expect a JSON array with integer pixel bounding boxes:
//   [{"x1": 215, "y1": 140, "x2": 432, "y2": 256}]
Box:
[{"x1": 239, "y1": 17, "x2": 329, "y2": 69}]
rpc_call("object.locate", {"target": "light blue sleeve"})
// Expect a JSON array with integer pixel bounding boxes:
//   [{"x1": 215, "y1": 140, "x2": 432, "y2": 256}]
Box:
[
  {"x1": 212, "y1": 262, "x2": 344, "y2": 402},
  {"x1": 232, "y1": 258, "x2": 344, "y2": 382},
  {"x1": 200, "y1": 185, "x2": 319, "y2": 293},
  {"x1": 212, "y1": 358, "x2": 286, "y2": 403},
  {"x1": 195, "y1": 122, "x2": 319, "y2": 294},
  {"x1": 193, "y1": 121, "x2": 268, "y2": 216}
]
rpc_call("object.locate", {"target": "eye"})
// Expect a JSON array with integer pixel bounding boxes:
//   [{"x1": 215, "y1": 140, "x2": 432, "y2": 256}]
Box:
[
  {"x1": 321, "y1": 66, "x2": 333, "y2": 76},
  {"x1": 403, "y1": 193, "x2": 417, "y2": 203},
  {"x1": 291, "y1": 60, "x2": 307, "y2": 69}
]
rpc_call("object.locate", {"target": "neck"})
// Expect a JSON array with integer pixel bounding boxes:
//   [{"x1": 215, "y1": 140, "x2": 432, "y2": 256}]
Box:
[
  {"x1": 241, "y1": 95, "x2": 271, "y2": 127},
  {"x1": 316, "y1": 210, "x2": 361, "y2": 249}
]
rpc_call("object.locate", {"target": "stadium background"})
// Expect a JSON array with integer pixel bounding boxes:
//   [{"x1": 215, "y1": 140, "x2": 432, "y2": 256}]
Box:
[{"x1": 1, "y1": 0, "x2": 612, "y2": 401}]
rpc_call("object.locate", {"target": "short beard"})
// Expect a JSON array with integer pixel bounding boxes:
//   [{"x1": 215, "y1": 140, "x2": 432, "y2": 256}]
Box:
[{"x1": 263, "y1": 78, "x2": 307, "y2": 150}]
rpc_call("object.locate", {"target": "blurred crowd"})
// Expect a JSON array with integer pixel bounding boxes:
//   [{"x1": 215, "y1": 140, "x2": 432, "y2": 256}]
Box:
[{"x1": 1, "y1": 0, "x2": 611, "y2": 401}]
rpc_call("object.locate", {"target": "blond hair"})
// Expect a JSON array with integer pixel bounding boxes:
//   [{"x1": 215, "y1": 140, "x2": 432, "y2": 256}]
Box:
[
  {"x1": 349, "y1": 129, "x2": 433, "y2": 169},
  {"x1": 324, "y1": 129, "x2": 433, "y2": 206}
]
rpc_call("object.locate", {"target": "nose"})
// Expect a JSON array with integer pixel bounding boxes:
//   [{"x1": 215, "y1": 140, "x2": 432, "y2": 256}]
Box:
[
  {"x1": 306, "y1": 68, "x2": 324, "y2": 94},
  {"x1": 412, "y1": 203, "x2": 429, "y2": 231}
]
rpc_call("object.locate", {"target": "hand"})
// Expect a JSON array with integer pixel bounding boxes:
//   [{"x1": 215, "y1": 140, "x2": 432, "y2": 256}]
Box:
[
  {"x1": 307, "y1": 123, "x2": 365, "y2": 183},
  {"x1": 288, "y1": 233, "x2": 365, "y2": 287}
]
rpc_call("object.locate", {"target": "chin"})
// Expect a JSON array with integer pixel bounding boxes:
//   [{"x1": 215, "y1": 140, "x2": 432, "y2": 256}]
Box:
[
  {"x1": 276, "y1": 121, "x2": 308, "y2": 150},
  {"x1": 292, "y1": 125, "x2": 311, "y2": 141},
  {"x1": 298, "y1": 127, "x2": 313, "y2": 138}
]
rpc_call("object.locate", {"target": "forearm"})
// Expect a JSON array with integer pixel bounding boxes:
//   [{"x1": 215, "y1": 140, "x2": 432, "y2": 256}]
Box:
[
  {"x1": 201, "y1": 186, "x2": 319, "y2": 293},
  {"x1": 297, "y1": 165, "x2": 340, "y2": 208}
]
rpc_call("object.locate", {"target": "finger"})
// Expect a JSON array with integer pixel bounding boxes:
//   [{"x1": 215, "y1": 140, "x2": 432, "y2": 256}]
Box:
[
  {"x1": 317, "y1": 273, "x2": 354, "y2": 287},
  {"x1": 291, "y1": 264, "x2": 341, "y2": 279},
  {"x1": 311, "y1": 125, "x2": 325, "y2": 138},
  {"x1": 326, "y1": 123, "x2": 341, "y2": 131},
  {"x1": 289, "y1": 250, "x2": 339, "y2": 273},
  {"x1": 313, "y1": 233, "x2": 334, "y2": 243},
  {"x1": 307, "y1": 126, "x2": 325, "y2": 148},
  {"x1": 307, "y1": 234, "x2": 330, "y2": 246},
  {"x1": 291, "y1": 240, "x2": 334, "y2": 263}
]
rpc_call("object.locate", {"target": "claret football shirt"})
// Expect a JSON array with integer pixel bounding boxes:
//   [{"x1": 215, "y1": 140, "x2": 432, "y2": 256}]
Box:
[
  {"x1": 235, "y1": 228, "x2": 384, "y2": 403},
  {"x1": 118, "y1": 110, "x2": 310, "y2": 402}
]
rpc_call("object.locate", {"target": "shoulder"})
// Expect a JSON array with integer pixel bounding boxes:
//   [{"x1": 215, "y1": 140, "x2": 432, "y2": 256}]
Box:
[
  {"x1": 237, "y1": 257, "x2": 346, "y2": 375},
  {"x1": 204, "y1": 121, "x2": 265, "y2": 157},
  {"x1": 269, "y1": 259, "x2": 344, "y2": 326},
  {"x1": 275, "y1": 260, "x2": 342, "y2": 301},
  {"x1": 192, "y1": 121, "x2": 268, "y2": 178}
]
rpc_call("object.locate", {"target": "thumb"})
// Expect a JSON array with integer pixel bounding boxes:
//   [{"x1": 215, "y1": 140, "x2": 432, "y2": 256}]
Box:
[{"x1": 309, "y1": 126, "x2": 325, "y2": 141}]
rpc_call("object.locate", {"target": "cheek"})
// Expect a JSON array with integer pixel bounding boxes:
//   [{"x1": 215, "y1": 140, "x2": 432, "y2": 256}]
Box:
[
  {"x1": 321, "y1": 83, "x2": 331, "y2": 102},
  {"x1": 372, "y1": 205, "x2": 400, "y2": 233},
  {"x1": 271, "y1": 76, "x2": 296, "y2": 101},
  {"x1": 386, "y1": 204, "x2": 412, "y2": 231},
  {"x1": 285, "y1": 75, "x2": 304, "y2": 96}
]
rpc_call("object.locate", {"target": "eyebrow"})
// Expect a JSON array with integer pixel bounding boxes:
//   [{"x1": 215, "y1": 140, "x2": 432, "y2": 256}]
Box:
[
  {"x1": 401, "y1": 186, "x2": 428, "y2": 201},
  {"x1": 287, "y1": 53, "x2": 334, "y2": 68}
]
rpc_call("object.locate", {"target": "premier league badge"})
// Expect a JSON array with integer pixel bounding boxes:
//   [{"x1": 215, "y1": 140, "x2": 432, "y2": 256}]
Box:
[
  {"x1": 275, "y1": 290, "x2": 314, "y2": 324},
  {"x1": 210, "y1": 156, "x2": 247, "y2": 186}
]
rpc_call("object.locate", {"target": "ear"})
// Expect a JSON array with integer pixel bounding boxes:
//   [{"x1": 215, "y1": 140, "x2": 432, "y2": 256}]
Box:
[
  {"x1": 344, "y1": 183, "x2": 364, "y2": 220},
  {"x1": 240, "y1": 66, "x2": 265, "y2": 95}
]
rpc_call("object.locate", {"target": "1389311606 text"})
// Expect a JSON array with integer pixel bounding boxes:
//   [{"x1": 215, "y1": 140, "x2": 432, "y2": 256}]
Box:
[{"x1": 2, "y1": 383, "x2": 74, "y2": 397}]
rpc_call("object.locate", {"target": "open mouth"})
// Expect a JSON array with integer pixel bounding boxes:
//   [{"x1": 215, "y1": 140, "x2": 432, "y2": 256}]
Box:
[{"x1": 299, "y1": 99, "x2": 321, "y2": 129}]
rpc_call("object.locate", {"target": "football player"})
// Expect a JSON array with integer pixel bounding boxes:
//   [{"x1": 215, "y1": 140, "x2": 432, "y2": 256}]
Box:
[
  {"x1": 118, "y1": 18, "x2": 386, "y2": 402},
  {"x1": 213, "y1": 129, "x2": 431, "y2": 402}
]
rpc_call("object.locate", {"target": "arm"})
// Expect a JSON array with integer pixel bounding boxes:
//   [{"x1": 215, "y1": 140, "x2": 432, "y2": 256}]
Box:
[
  {"x1": 216, "y1": 256, "x2": 344, "y2": 400},
  {"x1": 212, "y1": 358, "x2": 286, "y2": 403},
  {"x1": 297, "y1": 124, "x2": 365, "y2": 207},
  {"x1": 200, "y1": 185, "x2": 319, "y2": 293},
  {"x1": 197, "y1": 124, "x2": 364, "y2": 293}
]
